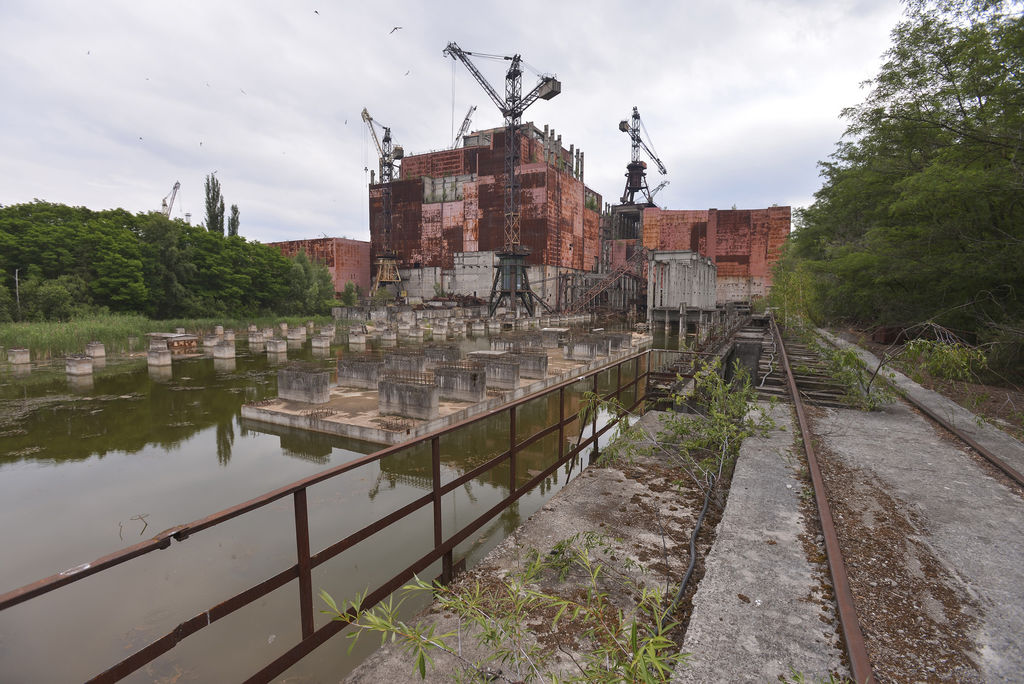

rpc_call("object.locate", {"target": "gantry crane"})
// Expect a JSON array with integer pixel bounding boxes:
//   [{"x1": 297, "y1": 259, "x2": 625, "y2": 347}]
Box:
[
  {"x1": 361, "y1": 107, "x2": 405, "y2": 300},
  {"x1": 161, "y1": 181, "x2": 180, "y2": 217},
  {"x1": 443, "y1": 42, "x2": 561, "y2": 317},
  {"x1": 619, "y1": 107, "x2": 667, "y2": 205},
  {"x1": 451, "y1": 105, "x2": 477, "y2": 149}
]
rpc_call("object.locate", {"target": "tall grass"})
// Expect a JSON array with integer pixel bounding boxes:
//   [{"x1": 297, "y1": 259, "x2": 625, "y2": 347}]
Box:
[{"x1": 0, "y1": 313, "x2": 348, "y2": 360}]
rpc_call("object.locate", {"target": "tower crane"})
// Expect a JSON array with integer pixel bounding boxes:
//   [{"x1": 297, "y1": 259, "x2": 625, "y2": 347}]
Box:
[
  {"x1": 619, "y1": 107, "x2": 667, "y2": 205},
  {"x1": 361, "y1": 108, "x2": 405, "y2": 300},
  {"x1": 161, "y1": 181, "x2": 180, "y2": 217},
  {"x1": 443, "y1": 42, "x2": 561, "y2": 317},
  {"x1": 451, "y1": 105, "x2": 477, "y2": 149}
]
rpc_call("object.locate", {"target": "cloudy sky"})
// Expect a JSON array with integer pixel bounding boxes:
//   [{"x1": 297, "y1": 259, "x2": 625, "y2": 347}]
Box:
[{"x1": 0, "y1": 1, "x2": 904, "y2": 243}]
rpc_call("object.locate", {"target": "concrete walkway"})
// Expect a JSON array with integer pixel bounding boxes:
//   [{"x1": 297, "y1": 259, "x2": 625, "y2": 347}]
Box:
[
  {"x1": 672, "y1": 403, "x2": 847, "y2": 682},
  {"x1": 818, "y1": 329, "x2": 1024, "y2": 470}
]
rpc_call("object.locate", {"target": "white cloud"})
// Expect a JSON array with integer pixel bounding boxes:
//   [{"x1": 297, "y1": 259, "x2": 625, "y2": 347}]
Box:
[{"x1": 0, "y1": 0, "x2": 902, "y2": 243}]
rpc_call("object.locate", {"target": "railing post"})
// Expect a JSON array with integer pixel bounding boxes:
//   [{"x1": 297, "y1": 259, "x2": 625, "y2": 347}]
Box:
[
  {"x1": 293, "y1": 489, "x2": 314, "y2": 639},
  {"x1": 431, "y1": 436, "x2": 452, "y2": 584},
  {"x1": 557, "y1": 386, "x2": 565, "y2": 463},
  {"x1": 591, "y1": 374, "x2": 599, "y2": 463},
  {"x1": 508, "y1": 406, "x2": 517, "y2": 494}
]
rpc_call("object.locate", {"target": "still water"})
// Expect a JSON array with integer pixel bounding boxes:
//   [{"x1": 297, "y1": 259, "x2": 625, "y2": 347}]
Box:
[{"x1": 0, "y1": 335, "x2": 611, "y2": 682}]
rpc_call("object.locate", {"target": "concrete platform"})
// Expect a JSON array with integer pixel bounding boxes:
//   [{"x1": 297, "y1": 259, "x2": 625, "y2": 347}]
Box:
[
  {"x1": 242, "y1": 339, "x2": 650, "y2": 445},
  {"x1": 673, "y1": 403, "x2": 847, "y2": 682}
]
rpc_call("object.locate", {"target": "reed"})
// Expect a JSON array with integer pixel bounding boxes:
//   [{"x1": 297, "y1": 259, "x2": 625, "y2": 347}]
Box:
[{"x1": 0, "y1": 314, "x2": 347, "y2": 359}]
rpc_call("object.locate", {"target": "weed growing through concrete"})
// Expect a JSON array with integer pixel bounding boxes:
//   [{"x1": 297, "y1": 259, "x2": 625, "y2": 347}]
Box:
[{"x1": 320, "y1": 532, "x2": 687, "y2": 682}]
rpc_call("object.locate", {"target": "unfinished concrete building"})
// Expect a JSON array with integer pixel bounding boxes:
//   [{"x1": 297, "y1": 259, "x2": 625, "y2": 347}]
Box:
[
  {"x1": 647, "y1": 251, "x2": 717, "y2": 333},
  {"x1": 368, "y1": 124, "x2": 602, "y2": 307},
  {"x1": 266, "y1": 237, "x2": 372, "y2": 296},
  {"x1": 641, "y1": 206, "x2": 790, "y2": 302}
]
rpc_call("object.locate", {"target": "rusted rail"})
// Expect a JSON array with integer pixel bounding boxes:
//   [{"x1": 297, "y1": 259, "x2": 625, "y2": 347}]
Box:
[
  {"x1": 771, "y1": 315, "x2": 875, "y2": 684},
  {"x1": 0, "y1": 350, "x2": 651, "y2": 683}
]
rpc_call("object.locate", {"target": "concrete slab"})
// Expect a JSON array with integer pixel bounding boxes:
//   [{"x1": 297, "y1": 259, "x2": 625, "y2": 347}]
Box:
[
  {"x1": 818, "y1": 329, "x2": 1024, "y2": 472},
  {"x1": 673, "y1": 403, "x2": 847, "y2": 683}
]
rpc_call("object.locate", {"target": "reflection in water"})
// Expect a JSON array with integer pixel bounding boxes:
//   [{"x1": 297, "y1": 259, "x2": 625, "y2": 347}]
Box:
[
  {"x1": 148, "y1": 365, "x2": 173, "y2": 382},
  {"x1": 213, "y1": 357, "x2": 236, "y2": 374},
  {"x1": 12, "y1": 364, "x2": 31, "y2": 376},
  {"x1": 91, "y1": 357, "x2": 107, "y2": 370},
  {"x1": 216, "y1": 420, "x2": 235, "y2": 466},
  {"x1": 67, "y1": 375, "x2": 94, "y2": 394},
  {"x1": 268, "y1": 351, "x2": 288, "y2": 364}
]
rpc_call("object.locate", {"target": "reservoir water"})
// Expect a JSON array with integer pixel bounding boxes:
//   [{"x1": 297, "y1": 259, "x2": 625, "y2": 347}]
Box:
[{"x1": 0, "y1": 333, "x2": 617, "y2": 682}]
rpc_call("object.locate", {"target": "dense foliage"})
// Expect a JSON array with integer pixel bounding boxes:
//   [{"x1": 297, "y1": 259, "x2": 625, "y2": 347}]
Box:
[
  {"x1": 0, "y1": 200, "x2": 337, "y2": 321},
  {"x1": 776, "y1": 0, "x2": 1024, "y2": 371}
]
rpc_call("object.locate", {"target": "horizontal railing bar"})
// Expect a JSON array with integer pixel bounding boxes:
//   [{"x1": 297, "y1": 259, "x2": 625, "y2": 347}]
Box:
[
  {"x1": 310, "y1": 492, "x2": 435, "y2": 568},
  {"x1": 88, "y1": 565, "x2": 299, "y2": 683}
]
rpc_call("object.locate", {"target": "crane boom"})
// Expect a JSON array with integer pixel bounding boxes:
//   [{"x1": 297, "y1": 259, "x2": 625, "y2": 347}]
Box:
[
  {"x1": 451, "y1": 105, "x2": 477, "y2": 149},
  {"x1": 161, "y1": 181, "x2": 180, "y2": 217}
]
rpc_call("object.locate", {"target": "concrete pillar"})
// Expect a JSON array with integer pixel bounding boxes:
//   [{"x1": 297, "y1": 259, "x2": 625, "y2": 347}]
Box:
[
  {"x1": 434, "y1": 364, "x2": 487, "y2": 402},
  {"x1": 223, "y1": 330, "x2": 235, "y2": 343},
  {"x1": 213, "y1": 325, "x2": 224, "y2": 337},
  {"x1": 66, "y1": 355, "x2": 93, "y2": 376},
  {"x1": 248, "y1": 324, "x2": 258, "y2": 334},
  {"x1": 378, "y1": 378, "x2": 439, "y2": 420},
  {"x1": 279, "y1": 322, "x2": 289, "y2": 335},
  {"x1": 287, "y1": 327, "x2": 306, "y2": 341},
  {"x1": 175, "y1": 327, "x2": 186, "y2": 334},
  {"x1": 514, "y1": 351, "x2": 549, "y2": 379},
  {"x1": 249, "y1": 332, "x2": 265, "y2": 346},
  {"x1": 311, "y1": 335, "x2": 332, "y2": 352},
  {"x1": 266, "y1": 339, "x2": 288, "y2": 354},
  {"x1": 409, "y1": 327, "x2": 424, "y2": 342},
  {"x1": 213, "y1": 341, "x2": 235, "y2": 359},
  {"x1": 85, "y1": 341, "x2": 105, "y2": 358},
  {"x1": 262, "y1": 327, "x2": 275, "y2": 339},
  {"x1": 203, "y1": 334, "x2": 221, "y2": 348},
  {"x1": 9, "y1": 348, "x2": 30, "y2": 365},
  {"x1": 148, "y1": 347, "x2": 172, "y2": 367},
  {"x1": 471, "y1": 320, "x2": 485, "y2": 336},
  {"x1": 380, "y1": 330, "x2": 397, "y2": 347},
  {"x1": 278, "y1": 366, "x2": 330, "y2": 404},
  {"x1": 337, "y1": 358, "x2": 383, "y2": 389},
  {"x1": 486, "y1": 320, "x2": 502, "y2": 335}
]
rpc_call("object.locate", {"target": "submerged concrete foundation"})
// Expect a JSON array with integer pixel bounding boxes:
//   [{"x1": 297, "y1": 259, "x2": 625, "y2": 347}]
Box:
[
  {"x1": 434, "y1": 362, "x2": 487, "y2": 403},
  {"x1": 278, "y1": 365, "x2": 330, "y2": 404},
  {"x1": 338, "y1": 357, "x2": 384, "y2": 390},
  {"x1": 8, "y1": 348, "x2": 30, "y2": 365},
  {"x1": 66, "y1": 355, "x2": 93, "y2": 376},
  {"x1": 85, "y1": 341, "x2": 106, "y2": 358},
  {"x1": 378, "y1": 376, "x2": 439, "y2": 420}
]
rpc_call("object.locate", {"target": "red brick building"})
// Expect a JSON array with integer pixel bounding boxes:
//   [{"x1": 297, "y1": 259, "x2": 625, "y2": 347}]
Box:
[
  {"x1": 265, "y1": 237, "x2": 371, "y2": 295},
  {"x1": 369, "y1": 124, "x2": 602, "y2": 272},
  {"x1": 641, "y1": 206, "x2": 790, "y2": 302}
]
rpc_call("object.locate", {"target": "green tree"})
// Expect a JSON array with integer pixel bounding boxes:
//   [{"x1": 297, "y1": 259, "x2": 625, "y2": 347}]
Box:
[
  {"x1": 782, "y1": 0, "x2": 1024, "y2": 372},
  {"x1": 204, "y1": 173, "x2": 225, "y2": 235},
  {"x1": 228, "y1": 204, "x2": 240, "y2": 237},
  {"x1": 340, "y1": 280, "x2": 358, "y2": 306},
  {"x1": 285, "y1": 251, "x2": 336, "y2": 314}
]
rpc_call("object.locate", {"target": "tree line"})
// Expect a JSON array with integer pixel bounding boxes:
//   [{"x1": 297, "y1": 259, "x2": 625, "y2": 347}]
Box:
[
  {"x1": 774, "y1": 0, "x2": 1023, "y2": 373},
  {"x1": 0, "y1": 200, "x2": 337, "y2": 322}
]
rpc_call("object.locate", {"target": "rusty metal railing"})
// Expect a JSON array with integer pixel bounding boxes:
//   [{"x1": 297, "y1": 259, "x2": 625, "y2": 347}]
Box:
[{"x1": 0, "y1": 350, "x2": 651, "y2": 683}]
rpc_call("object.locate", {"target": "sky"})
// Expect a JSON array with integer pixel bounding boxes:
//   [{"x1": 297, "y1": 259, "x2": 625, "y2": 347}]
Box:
[{"x1": 0, "y1": 1, "x2": 905, "y2": 244}]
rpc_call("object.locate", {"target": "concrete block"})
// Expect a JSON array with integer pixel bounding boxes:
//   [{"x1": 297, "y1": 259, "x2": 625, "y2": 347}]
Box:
[
  {"x1": 278, "y1": 365, "x2": 330, "y2": 404},
  {"x1": 85, "y1": 341, "x2": 106, "y2": 358},
  {"x1": 214, "y1": 325, "x2": 224, "y2": 336},
  {"x1": 470, "y1": 320, "x2": 485, "y2": 336},
  {"x1": 385, "y1": 352, "x2": 426, "y2": 374},
  {"x1": 66, "y1": 354, "x2": 93, "y2": 376},
  {"x1": 213, "y1": 341, "x2": 235, "y2": 359},
  {"x1": 223, "y1": 330, "x2": 235, "y2": 343},
  {"x1": 541, "y1": 328, "x2": 569, "y2": 349},
  {"x1": 266, "y1": 339, "x2": 288, "y2": 354},
  {"x1": 149, "y1": 339, "x2": 168, "y2": 351},
  {"x1": 311, "y1": 335, "x2": 332, "y2": 351},
  {"x1": 423, "y1": 345, "x2": 461, "y2": 368},
  {"x1": 203, "y1": 334, "x2": 221, "y2": 348},
  {"x1": 486, "y1": 320, "x2": 502, "y2": 334},
  {"x1": 469, "y1": 351, "x2": 520, "y2": 390},
  {"x1": 514, "y1": 351, "x2": 549, "y2": 379},
  {"x1": 148, "y1": 348, "x2": 172, "y2": 367},
  {"x1": 175, "y1": 327, "x2": 186, "y2": 334},
  {"x1": 337, "y1": 357, "x2": 384, "y2": 389},
  {"x1": 287, "y1": 327, "x2": 307, "y2": 341},
  {"x1": 434, "y1": 364, "x2": 487, "y2": 402},
  {"x1": 9, "y1": 348, "x2": 30, "y2": 365},
  {"x1": 379, "y1": 377, "x2": 439, "y2": 420},
  {"x1": 248, "y1": 324, "x2": 258, "y2": 333}
]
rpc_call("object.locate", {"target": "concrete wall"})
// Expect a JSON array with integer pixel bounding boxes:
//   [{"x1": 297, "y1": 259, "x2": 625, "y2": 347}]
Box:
[
  {"x1": 434, "y1": 365, "x2": 487, "y2": 403},
  {"x1": 278, "y1": 366, "x2": 330, "y2": 404},
  {"x1": 647, "y1": 251, "x2": 718, "y2": 317},
  {"x1": 378, "y1": 379, "x2": 439, "y2": 420},
  {"x1": 337, "y1": 358, "x2": 383, "y2": 390}
]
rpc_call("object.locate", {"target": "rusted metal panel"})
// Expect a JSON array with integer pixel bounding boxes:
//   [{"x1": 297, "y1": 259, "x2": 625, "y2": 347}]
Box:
[
  {"x1": 266, "y1": 238, "x2": 371, "y2": 295},
  {"x1": 641, "y1": 207, "x2": 790, "y2": 294}
]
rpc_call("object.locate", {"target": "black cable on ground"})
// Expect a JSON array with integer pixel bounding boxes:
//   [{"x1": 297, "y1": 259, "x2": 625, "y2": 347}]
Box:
[{"x1": 665, "y1": 471, "x2": 716, "y2": 616}]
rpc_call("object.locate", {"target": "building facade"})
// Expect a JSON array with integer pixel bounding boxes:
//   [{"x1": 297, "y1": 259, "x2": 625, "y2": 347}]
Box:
[{"x1": 265, "y1": 237, "x2": 371, "y2": 295}]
